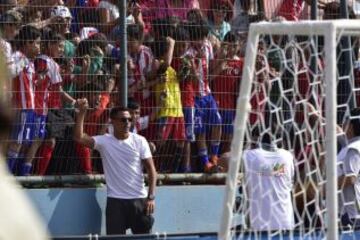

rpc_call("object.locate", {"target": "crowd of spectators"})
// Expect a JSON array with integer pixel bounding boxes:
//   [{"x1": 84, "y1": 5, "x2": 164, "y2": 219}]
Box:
[{"x1": 0, "y1": 0, "x2": 352, "y2": 176}]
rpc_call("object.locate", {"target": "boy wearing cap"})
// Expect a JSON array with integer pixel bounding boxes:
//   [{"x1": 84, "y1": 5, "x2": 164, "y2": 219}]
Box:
[{"x1": 49, "y1": 5, "x2": 75, "y2": 58}]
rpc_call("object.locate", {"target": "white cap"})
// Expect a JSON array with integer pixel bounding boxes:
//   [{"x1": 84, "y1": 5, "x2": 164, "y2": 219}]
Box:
[
  {"x1": 50, "y1": 5, "x2": 72, "y2": 19},
  {"x1": 79, "y1": 27, "x2": 99, "y2": 40}
]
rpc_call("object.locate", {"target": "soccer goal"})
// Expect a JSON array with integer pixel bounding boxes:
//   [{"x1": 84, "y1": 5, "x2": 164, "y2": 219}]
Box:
[{"x1": 220, "y1": 20, "x2": 360, "y2": 240}]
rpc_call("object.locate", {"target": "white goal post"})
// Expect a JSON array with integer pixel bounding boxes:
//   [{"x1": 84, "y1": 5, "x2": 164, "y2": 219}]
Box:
[{"x1": 219, "y1": 20, "x2": 360, "y2": 240}]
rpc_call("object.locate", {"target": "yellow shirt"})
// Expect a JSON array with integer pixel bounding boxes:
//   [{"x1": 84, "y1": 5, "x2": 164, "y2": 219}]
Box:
[{"x1": 155, "y1": 66, "x2": 183, "y2": 118}]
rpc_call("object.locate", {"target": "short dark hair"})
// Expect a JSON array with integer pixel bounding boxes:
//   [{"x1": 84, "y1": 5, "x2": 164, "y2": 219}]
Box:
[
  {"x1": 150, "y1": 37, "x2": 168, "y2": 58},
  {"x1": 152, "y1": 18, "x2": 173, "y2": 38},
  {"x1": 88, "y1": 32, "x2": 108, "y2": 52},
  {"x1": 173, "y1": 26, "x2": 190, "y2": 42},
  {"x1": 223, "y1": 32, "x2": 237, "y2": 43},
  {"x1": 14, "y1": 25, "x2": 41, "y2": 48},
  {"x1": 110, "y1": 107, "x2": 130, "y2": 119},
  {"x1": 127, "y1": 24, "x2": 144, "y2": 42},
  {"x1": 186, "y1": 22, "x2": 209, "y2": 41},
  {"x1": 349, "y1": 108, "x2": 360, "y2": 136},
  {"x1": 42, "y1": 30, "x2": 65, "y2": 49},
  {"x1": 127, "y1": 98, "x2": 140, "y2": 110},
  {"x1": 260, "y1": 132, "x2": 272, "y2": 144},
  {"x1": 76, "y1": 82, "x2": 103, "y2": 98}
]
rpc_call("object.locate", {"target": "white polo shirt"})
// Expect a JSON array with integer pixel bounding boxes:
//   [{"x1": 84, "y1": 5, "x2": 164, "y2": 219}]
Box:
[
  {"x1": 93, "y1": 133, "x2": 152, "y2": 199},
  {"x1": 243, "y1": 147, "x2": 295, "y2": 231}
]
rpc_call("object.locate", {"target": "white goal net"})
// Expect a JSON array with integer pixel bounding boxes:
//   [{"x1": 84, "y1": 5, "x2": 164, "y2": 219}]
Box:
[{"x1": 220, "y1": 20, "x2": 360, "y2": 240}]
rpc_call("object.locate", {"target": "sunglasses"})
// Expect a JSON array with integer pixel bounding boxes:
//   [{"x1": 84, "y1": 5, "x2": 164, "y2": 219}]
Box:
[{"x1": 113, "y1": 117, "x2": 133, "y2": 123}]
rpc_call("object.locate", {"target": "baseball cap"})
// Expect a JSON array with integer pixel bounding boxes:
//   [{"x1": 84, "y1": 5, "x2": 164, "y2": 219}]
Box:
[{"x1": 50, "y1": 5, "x2": 72, "y2": 19}]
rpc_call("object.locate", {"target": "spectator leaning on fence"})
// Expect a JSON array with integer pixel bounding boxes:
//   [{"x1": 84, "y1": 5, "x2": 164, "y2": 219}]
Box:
[
  {"x1": 186, "y1": 23, "x2": 222, "y2": 173},
  {"x1": 211, "y1": 32, "x2": 243, "y2": 155},
  {"x1": 207, "y1": 0, "x2": 232, "y2": 51},
  {"x1": 74, "y1": 100, "x2": 157, "y2": 235},
  {"x1": 172, "y1": 26, "x2": 195, "y2": 173},
  {"x1": 7, "y1": 25, "x2": 41, "y2": 175},
  {"x1": 74, "y1": 82, "x2": 111, "y2": 174},
  {"x1": 151, "y1": 36, "x2": 186, "y2": 173}
]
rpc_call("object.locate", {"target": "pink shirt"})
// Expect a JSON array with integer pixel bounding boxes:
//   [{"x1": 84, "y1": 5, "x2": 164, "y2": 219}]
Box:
[
  {"x1": 138, "y1": 0, "x2": 199, "y2": 33},
  {"x1": 154, "y1": 0, "x2": 199, "y2": 20}
]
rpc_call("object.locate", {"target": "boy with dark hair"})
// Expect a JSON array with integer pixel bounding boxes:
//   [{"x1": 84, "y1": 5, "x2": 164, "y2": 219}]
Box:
[
  {"x1": 172, "y1": 26, "x2": 194, "y2": 172},
  {"x1": 7, "y1": 25, "x2": 41, "y2": 174},
  {"x1": 25, "y1": 30, "x2": 76, "y2": 176},
  {"x1": 211, "y1": 32, "x2": 243, "y2": 154},
  {"x1": 74, "y1": 82, "x2": 111, "y2": 174},
  {"x1": 127, "y1": 24, "x2": 154, "y2": 117},
  {"x1": 127, "y1": 98, "x2": 150, "y2": 134},
  {"x1": 185, "y1": 23, "x2": 222, "y2": 173},
  {"x1": 150, "y1": 36, "x2": 186, "y2": 172}
]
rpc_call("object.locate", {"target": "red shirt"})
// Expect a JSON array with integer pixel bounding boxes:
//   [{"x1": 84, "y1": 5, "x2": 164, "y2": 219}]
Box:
[
  {"x1": 171, "y1": 57, "x2": 195, "y2": 107},
  {"x1": 34, "y1": 55, "x2": 62, "y2": 115},
  {"x1": 13, "y1": 65, "x2": 35, "y2": 110},
  {"x1": 84, "y1": 93, "x2": 110, "y2": 136},
  {"x1": 278, "y1": 0, "x2": 304, "y2": 21},
  {"x1": 212, "y1": 59, "x2": 243, "y2": 109},
  {"x1": 12, "y1": 52, "x2": 35, "y2": 110}
]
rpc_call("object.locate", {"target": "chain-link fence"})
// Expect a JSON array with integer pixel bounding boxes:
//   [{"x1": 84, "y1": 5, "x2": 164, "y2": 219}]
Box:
[{"x1": 0, "y1": 0, "x2": 358, "y2": 179}]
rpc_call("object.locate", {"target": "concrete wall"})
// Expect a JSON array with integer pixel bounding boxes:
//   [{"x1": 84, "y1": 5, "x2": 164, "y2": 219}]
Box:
[{"x1": 26, "y1": 185, "x2": 226, "y2": 236}]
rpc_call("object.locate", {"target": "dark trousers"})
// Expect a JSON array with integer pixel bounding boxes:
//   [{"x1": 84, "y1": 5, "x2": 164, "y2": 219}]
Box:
[
  {"x1": 341, "y1": 213, "x2": 360, "y2": 230},
  {"x1": 106, "y1": 197, "x2": 154, "y2": 235}
]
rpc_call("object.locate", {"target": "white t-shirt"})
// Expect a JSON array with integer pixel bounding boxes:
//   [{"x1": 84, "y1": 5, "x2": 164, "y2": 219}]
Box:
[
  {"x1": 98, "y1": 0, "x2": 119, "y2": 21},
  {"x1": 93, "y1": 133, "x2": 152, "y2": 199},
  {"x1": 243, "y1": 147, "x2": 295, "y2": 231},
  {"x1": 0, "y1": 38, "x2": 15, "y2": 78},
  {"x1": 337, "y1": 138, "x2": 360, "y2": 219},
  {"x1": 0, "y1": 158, "x2": 49, "y2": 240}
]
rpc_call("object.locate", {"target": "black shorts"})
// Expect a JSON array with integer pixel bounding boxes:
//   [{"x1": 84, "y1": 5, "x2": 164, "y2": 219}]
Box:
[
  {"x1": 47, "y1": 109, "x2": 74, "y2": 138},
  {"x1": 106, "y1": 197, "x2": 154, "y2": 235}
]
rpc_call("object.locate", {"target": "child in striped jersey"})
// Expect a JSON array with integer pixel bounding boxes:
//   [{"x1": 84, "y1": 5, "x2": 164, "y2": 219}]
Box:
[
  {"x1": 7, "y1": 25, "x2": 41, "y2": 175},
  {"x1": 186, "y1": 23, "x2": 222, "y2": 173},
  {"x1": 23, "y1": 31, "x2": 76, "y2": 176}
]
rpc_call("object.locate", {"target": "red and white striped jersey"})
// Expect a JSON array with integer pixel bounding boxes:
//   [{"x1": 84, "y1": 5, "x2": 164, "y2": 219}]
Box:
[
  {"x1": 34, "y1": 55, "x2": 63, "y2": 115},
  {"x1": 186, "y1": 47, "x2": 212, "y2": 97},
  {"x1": 278, "y1": 0, "x2": 305, "y2": 21},
  {"x1": 12, "y1": 51, "x2": 35, "y2": 110},
  {"x1": 130, "y1": 45, "x2": 154, "y2": 100}
]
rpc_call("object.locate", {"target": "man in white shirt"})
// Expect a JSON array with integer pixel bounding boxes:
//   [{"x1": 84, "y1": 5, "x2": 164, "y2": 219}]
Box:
[
  {"x1": 74, "y1": 99, "x2": 157, "y2": 235},
  {"x1": 337, "y1": 107, "x2": 360, "y2": 229},
  {"x1": 243, "y1": 132, "x2": 295, "y2": 232}
]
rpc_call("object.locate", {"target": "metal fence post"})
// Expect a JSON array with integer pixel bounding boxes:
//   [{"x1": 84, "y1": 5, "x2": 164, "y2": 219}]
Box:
[{"x1": 119, "y1": 0, "x2": 128, "y2": 108}]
